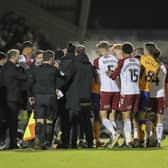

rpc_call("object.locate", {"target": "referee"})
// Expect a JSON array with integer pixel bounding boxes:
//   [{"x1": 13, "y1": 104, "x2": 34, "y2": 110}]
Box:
[{"x1": 29, "y1": 50, "x2": 65, "y2": 149}]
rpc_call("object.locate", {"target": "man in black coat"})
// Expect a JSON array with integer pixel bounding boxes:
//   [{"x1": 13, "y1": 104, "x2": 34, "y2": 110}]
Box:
[
  {"x1": 0, "y1": 52, "x2": 7, "y2": 145},
  {"x1": 29, "y1": 50, "x2": 65, "y2": 149},
  {"x1": 2, "y1": 49, "x2": 27, "y2": 149},
  {"x1": 57, "y1": 44, "x2": 94, "y2": 148},
  {"x1": 27, "y1": 50, "x2": 44, "y2": 117},
  {"x1": 75, "y1": 45, "x2": 94, "y2": 148},
  {"x1": 55, "y1": 55, "x2": 71, "y2": 148},
  {"x1": 19, "y1": 41, "x2": 33, "y2": 111},
  {"x1": 56, "y1": 44, "x2": 81, "y2": 148}
]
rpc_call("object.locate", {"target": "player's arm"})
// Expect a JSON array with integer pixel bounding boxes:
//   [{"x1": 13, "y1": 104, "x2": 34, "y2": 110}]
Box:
[
  {"x1": 140, "y1": 65, "x2": 145, "y2": 79},
  {"x1": 164, "y1": 82, "x2": 168, "y2": 108},
  {"x1": 95, "y1": 69, "x2": 101, "y2": 84},
  {"x1": 153, "y1": 64, "x2": 160, "y2": 80},
  {"x1": 27, "y1": 68, "x2": 36, "y2": 105},
  {"x1": 93, "y1": 58, "x2": 100, "y2": 84},
  {"x1": 164, "y1": 65, "x2": 168, "y2": 108},
  {"x1": 106, "y1": 59, "x2": 124, "y2": 80}
]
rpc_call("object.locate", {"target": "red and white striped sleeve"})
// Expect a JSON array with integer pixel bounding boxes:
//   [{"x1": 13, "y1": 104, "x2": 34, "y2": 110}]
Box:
[
  {"x1": 93, "y1": 57, "x2": 100, "y2": 70},
  {"x1": 110, "y1": 58, "x2": 125, "y2": 80}
]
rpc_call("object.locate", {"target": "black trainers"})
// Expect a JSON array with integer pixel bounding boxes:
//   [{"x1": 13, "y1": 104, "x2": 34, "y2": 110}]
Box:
[
  {"x1": 10, "y1": 144, "x2": 21, "y2": 150},
  {"x1": 0, "y1": 142, "x2": 8, "y2": 150},
  {"x1": 126, "y1": 142, "x2": 133, "y2": 148},
  {"x1": 133, "y1": 139, "x2": 140, "y2": 148},
  {"x1": 34, "y1": 138, "x2": 41, "y2": 150},
  {"x1": 79, "y1": 140, "x2": 87, "y2": 148}
]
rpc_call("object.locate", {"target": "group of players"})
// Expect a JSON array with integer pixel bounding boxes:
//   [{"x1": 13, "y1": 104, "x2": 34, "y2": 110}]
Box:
[
  {"x1": 0, "y1": 40, "x2": 167, "y2": 150},
  {"x1": 92, "y1": 41, "x2": 168, "y2": 148}
]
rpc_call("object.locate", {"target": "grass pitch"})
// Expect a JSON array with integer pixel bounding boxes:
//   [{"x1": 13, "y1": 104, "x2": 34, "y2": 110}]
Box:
[{"x1": 1, "y1": 139, "x2": 168, "y2": 168}]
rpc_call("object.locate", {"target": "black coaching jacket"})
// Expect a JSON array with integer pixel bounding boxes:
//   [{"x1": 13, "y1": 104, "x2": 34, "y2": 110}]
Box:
[
  {"x1": 29, "y1": 63, "x2": 65, "y2": 97},
  {"x1": 57, "y1": 53, "x2": 93, "y2": 112},
  {"x1": 1, "y1": 61, "x2": 27, "y2": 102}
]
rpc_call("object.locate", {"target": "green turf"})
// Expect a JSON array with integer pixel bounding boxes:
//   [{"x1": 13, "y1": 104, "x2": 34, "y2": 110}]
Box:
[{"x1": 1, "y1": 140, "x2": 168, "y2": 168}]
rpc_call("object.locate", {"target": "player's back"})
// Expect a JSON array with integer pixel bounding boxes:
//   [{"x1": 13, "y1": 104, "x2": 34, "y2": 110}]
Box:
[
  {"x1": 139, "y1": 55, "x2": 160, "y2": 92},
  {"x1": 120, "y1": 57, "x2": 141, "y2": 95},
  {"x1": 150, "y1": 63, "x2": 168, "y2": 98},
  {"x1": 98, "y1": 55, "x2": 119, "y2": 92}
]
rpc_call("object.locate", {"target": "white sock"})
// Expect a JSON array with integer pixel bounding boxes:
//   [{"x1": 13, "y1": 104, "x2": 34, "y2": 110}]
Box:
[
  {"x1": 133, "y1": 128, "x2": 139, "y2": 139},
  {"x1": 111, "y1": 120, "x2": 117, "y2": 129},
  {"x1": 124, "y1": 119, "x2": 132, "y2": 145},
  {"x1": 146, "y1": 120, "x2": 152, "y2": 136},
  {"x1": 102, "y1": 118, "x2": 116, "y2": 137},
  {"x1": 156, "y1": 123, "x2": 163, "y2": 143},
  {"x1": 149, "y1": 130, "x2": 153, "y2": 137}
]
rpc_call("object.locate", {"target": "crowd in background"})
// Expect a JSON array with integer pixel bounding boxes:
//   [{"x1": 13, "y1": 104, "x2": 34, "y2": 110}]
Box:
[
  {"x1": 0, "y1": 12, "x2": 51, "y2": 52},
  {"x1": 0, "y1": 11, "x2": 168, "y2": 150}
]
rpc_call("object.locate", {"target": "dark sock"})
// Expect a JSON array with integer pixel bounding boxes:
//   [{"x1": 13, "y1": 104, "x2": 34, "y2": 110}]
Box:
[
  {"x1": 35, "y1": 122, "x2": 45, "y2": 147},
  {"x1": 45, "y1": 123, "x2": 53, "y2": 147},
  {"x1": 0, "y1": 121, "x2": 7, "y2": 142}
]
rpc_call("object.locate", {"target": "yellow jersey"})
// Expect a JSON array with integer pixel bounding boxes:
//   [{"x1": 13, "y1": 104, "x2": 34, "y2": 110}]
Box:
[{"x1": 139, "y1": 55, "x2": 160, "y2": 92}]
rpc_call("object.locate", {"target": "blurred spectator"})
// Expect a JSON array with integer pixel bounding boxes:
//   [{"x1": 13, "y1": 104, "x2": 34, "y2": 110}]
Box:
[
  {"x1": 0, "y1": 12, "x2": 51, "y2": 52},
  {"x1": 19, "y1": 41, "x2": 33, "y2": 69}
]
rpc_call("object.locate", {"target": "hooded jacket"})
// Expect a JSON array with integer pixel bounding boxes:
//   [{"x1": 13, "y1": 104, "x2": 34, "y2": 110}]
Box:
[{"x1": 75, "y1": 54, "x2": 93, "y2": 103}]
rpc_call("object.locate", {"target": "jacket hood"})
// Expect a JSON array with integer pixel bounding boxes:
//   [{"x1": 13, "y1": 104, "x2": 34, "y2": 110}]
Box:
[{"x1": 76, "y1": 54, "x2": 90, "y2": 64}]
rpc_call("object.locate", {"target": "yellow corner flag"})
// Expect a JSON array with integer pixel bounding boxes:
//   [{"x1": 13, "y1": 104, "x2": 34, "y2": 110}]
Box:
[{"x1": 23, "y1": 112, "x2": 36, "y2": 141}]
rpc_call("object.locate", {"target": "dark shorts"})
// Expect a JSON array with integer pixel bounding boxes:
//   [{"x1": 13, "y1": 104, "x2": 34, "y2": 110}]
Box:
[
  {"x1": 0, "y1": 103, "x2": 6, "y2": 123},
  {"x1": 149, "y1": 97, "x2": 164, "y2": 114},
  {"x1": 139, "y1": 91, "x2": 150, "y2": 112},
  {"x1": 91, "y1": 93, "x2": 100, "y2": 120},
  {"x1": 100, "y1": 92, "x2": 120, "y2": 111},
  {"x1": 34, "y1": 94, "x2": 57, "y2": 120},
  {"x1": 118, "y1": 94, "x2": 140, "y2": 113}
]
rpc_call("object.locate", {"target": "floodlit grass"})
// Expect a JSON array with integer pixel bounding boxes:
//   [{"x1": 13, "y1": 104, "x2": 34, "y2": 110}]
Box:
[{"x1": 1, "y1": 139, "x2": 168, "y2": 168}]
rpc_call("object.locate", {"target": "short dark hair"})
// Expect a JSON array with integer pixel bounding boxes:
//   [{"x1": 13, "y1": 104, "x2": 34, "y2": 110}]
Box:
[
  {"x1": 75, "y1": 44, "x2": 86, "y2": 54},
  {"x1": 22, "y1": 41, "x2": 33, "y2": 50},
  {"x1": 154, "y1": 49, "x2": 160, "y2": 58},
  {"x1": 122, "y1": 42, "x2": 134, "y2": 54},
  {"x1": 55, "y1": 49, "x2": 64, "y2": 60},
  {"x1": 67, "y1": 43, "x2": 75, "y2": 55},
  {"x1": 7, "y1": 49, "x2": 19, "y2": 60},
  {"x1": 35, "y1": 50, "x2": 44, "y2": 58},
  {"x1": 145, "y1": 42, "x2": 160, "y2": 58},
  {"x1": 0, "y1": 52, "x2": 7, "y2": 60},
  {"x1": 43, "y1": 50, "x2": 55, "y2": 61}
]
